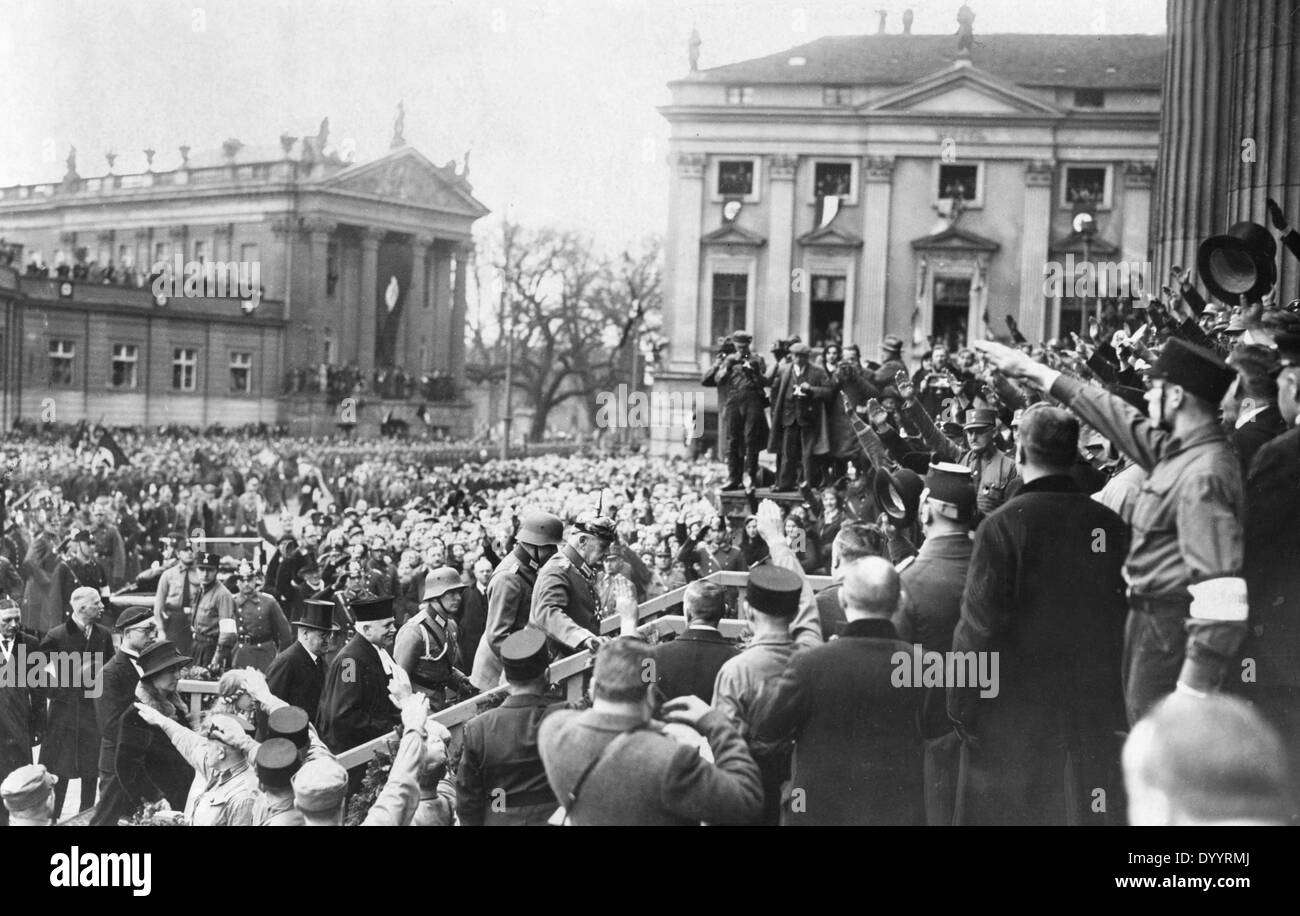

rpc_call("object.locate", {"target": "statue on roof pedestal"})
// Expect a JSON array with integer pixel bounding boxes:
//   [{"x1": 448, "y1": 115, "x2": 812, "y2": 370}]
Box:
[
  {"x1": 956, "y1": 4, "x2": 976, "y2": 54},
  {"x1": 64, "y1": 146, "x2": 78, "y2": 180},
  {"x1": 689, "y1": 29, "x2": 701, "y2": 72},
  {"x1": 391, "y1": 101, "x2": 406, "y2": 149}
]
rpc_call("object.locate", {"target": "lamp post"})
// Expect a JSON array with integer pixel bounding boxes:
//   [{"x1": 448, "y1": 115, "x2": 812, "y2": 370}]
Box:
[{"x1": 500, "y1": 286, "x2": 514, "y2": 461}]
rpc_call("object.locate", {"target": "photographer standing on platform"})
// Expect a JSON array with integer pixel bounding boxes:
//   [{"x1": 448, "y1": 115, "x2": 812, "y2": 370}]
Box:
[{"x1": 703, "y1": 330, "x2": 769, "y2": 493}]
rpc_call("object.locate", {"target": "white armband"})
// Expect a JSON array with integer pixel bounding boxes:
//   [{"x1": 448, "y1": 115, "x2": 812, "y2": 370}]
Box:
[
  {"x1": 1187, "y1": 577, "x2": 1249, "y2": 622},
  {"x1": 218, "y1": 617, "x2": 238, "y2": 635}
]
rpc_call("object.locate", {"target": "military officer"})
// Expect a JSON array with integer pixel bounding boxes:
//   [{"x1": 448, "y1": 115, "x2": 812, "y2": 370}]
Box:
[
  {"x1": 471, "y1": 509, "x2": 563, "y2": 690},
  {"x1": 976, "y1": 338, "x2": 1246, "y2": 725},
  {"x1": 457, "y1": 629, "x2": 561, "y2": 826},
  {"x1": 50, "y1": 530, "x2": 109, "y2": 629},
  {"x1": 393, "y1": 566, "x2": 471, "y2": 709},
  {"x1": 190, "y1": 552, "x2": 237, "y2": 669},
  {"x1": 898, "y1": 375, "x2": 1020, "y2": 523},
  {"x1": 703, "y1": 329, "x2": 770, "y2": 492},
  {"x1": 89, "y1": 500, "x2": 127, "y2": 590},
  {"x1": 530, "y1": 515, "x2": 618, "y2": 656},
  {"x1": 227, "y1": 561, "x2": 293, "y2": 672},
  {"x1": 250, "y1": 737, "x2": 304, "y2": 826}
]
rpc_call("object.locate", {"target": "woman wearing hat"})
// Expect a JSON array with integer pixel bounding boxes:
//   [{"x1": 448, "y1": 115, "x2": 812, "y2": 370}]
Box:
[{"x1": 105, "y1": 640, "x2": 195, "y2": 822}]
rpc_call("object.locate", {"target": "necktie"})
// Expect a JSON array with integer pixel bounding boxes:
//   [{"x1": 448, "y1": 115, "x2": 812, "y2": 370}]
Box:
[{"x1": 181, "y1": 571, "x2": 192, "y2": 613}]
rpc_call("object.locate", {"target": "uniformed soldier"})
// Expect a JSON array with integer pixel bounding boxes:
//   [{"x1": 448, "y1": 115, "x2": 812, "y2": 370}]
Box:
[
  {"x1": 392, "y1": 566, "x2": 472, "y2": 709},
  {"x1": 50, "y1": 530, "x2": 109, "y2": 629},
  {"x1": 975, "y1": 338, "x2": 1246, "y2": 725},
  {"x1": 250, "y1": 737, "x2": 304, "y2": 826},
  {"x1": 190, "y1": 552, "x2": 237, "y2": 669},
  {"x1": 899, "y1": 384, "x2": 1020, "y2": 522},
  {"x1": 530, "y1": 514, "x2": 618, "y2": 656},
  {"x1": 703, "y1": 329, "x2": 770, "y2": 492},
  {"x1": 89, "y1": 500, "x2": 126, "y2": 590},
  {"x1": 471, "y1": 509, "x2": 563, "y2": 690},
  {"x1": 0, "y1": 764, "x2": 58, "y2": 826},
  {"x1": 330, "y1": 560, "x2": 376, "y2": 659},
  {"x1": 227, "y1": 561, "x2": 293, "y2": 672},
  {"x1": 456, "y1": 628, "x2": 561, "y2": 826},
  {"x1": 153, "y1": 534, "x2": 201, "y2": 654}
]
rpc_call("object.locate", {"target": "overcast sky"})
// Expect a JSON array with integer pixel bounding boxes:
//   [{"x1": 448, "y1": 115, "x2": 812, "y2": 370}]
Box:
[{"x1": 0, "y1": 0, "x2": 1166, "y2": 251}]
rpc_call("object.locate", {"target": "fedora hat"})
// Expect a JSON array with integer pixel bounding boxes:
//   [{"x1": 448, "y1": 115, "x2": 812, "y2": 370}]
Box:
[
  {"x1": 137, "y1": 640, "x2": 192, "y2": 679},
  {"x1": 1197, "y1": 221, "x2": 1277, "y2": 304},
  {"x1": 874, "y1": 467, "x2": 925, "y2": 528}
]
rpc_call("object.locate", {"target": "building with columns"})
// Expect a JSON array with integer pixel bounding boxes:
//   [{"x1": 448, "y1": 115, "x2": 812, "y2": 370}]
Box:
[
  {"x1": 0, "y1": 125, "x2": 487, "y2": 434},
  {"x1": 654, "y1": 30, "x2": 1164, "y2": 456}
]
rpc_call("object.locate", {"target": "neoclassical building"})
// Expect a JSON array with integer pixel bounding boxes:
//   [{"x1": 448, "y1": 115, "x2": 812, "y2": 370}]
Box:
[
  {"x1": 0, "y1": 121, "x2": 487, "y2": 434},
  {"x1": 654, "y1": 29, "x2": 1164, "y2": 456}
]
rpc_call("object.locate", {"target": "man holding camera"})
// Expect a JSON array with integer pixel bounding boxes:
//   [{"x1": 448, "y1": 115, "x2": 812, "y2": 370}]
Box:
[
  {"x1": 703, "y1": 330, "x2": 769, "y2": 492},
  {"x1": 768, "y1": 342, "x2": 833, "y2": 494}
]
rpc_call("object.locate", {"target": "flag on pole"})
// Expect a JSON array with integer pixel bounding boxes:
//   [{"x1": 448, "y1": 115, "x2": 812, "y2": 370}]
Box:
[
  {"x1": 69, "y1": 419, "x2": 88, "y2": 450},
  {"x1": 92, "y1": 429, "x2": 130, "y2": 469}
]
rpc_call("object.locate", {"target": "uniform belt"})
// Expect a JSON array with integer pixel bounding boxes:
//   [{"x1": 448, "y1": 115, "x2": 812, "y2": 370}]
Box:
[
  {"x1": 1128, "y1": 592, "x2": 1191, "y2": 616},
  {"x1": 238, "y1": 636, "x2": 275, "y2": 648}
]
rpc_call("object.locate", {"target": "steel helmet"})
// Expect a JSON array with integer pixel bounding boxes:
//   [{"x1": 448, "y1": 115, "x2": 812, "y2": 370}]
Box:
[
  {"x1": 422, "y1": 566, "x2": 467, "y2": 601},
  {"x1": 516, "y1": 509, "x2": 564, "y2": 547}
]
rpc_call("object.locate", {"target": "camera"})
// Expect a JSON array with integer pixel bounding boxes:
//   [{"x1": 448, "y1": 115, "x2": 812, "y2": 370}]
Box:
[
  {"x1": 770, "y1": 335, "x2": 801, "y2": 361},
  {"x1": 715, "y1": 337, "x2": 737, "y2": 357}
]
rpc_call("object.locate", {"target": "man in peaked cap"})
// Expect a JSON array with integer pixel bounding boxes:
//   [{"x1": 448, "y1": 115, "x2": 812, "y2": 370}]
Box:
[
  {"x1": 897, "y1": 368, "x2": 1019, "y2": 524},
  {"x1": 228, "y1": 559, "x2": 293, "y2": 673},
  {"x1": 976, "y1": 337, "x2": 1246, "y2": 727},
  {"x1": 264, "y1": 600, "x2": 338, "y2": 723},
  {"x1": 1239, "y1": 329, "x2": 1300, "y2": 806},
  {"x1": 1, "y1": 764, "x2": 58, "y2": 825},
  {"x1": 153, "y1": 533, "x2": 201, "y2": 654},
  {"x1": 316, "y1": 595, "x2": 402, "y2": 784},
  {"x1": 251, "y1": 737, "x2": 304, "y2": 826},
  {"x1": 892, "y1": 462, "x2": 975, "y2": 825},
  {"x1": 703, "y1": 328, "x2": 770, "y2": 492},
  {"x1": 393, "y1": 566, "x2": 471, "y2": 709},
  {"x1": 50, "y1": 528, "x2": 107, "y2": 632},
  {"x1": 471, "y1": 508, "x2": 562, "y2": 690},
  {"x1": 530, "y1": 514, "x2": 618, "y2": 656},
  {"x1": 457, "y1": 628, "x2": 561, "y2": 826},
  {"x1": 189, "y1": 551, "x2": 237, "y2": 669},
  {"x1": 712, "y1": 564, "x2": 802, "y2": 825}
]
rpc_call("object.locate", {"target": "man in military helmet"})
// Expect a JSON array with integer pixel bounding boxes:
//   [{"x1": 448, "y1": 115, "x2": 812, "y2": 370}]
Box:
[
  {"x1": 227, "y1": 560, "x2": 293, "y2": 673},
  {"x1": 393, "y1": 566, "x2": 473, "y2": 709},
  {"x1": 471, "y1": 508, "x2": 562, "y2": 689},
  {"x1": 531, "y1": 515, "x2": 618, "y2": 656}
]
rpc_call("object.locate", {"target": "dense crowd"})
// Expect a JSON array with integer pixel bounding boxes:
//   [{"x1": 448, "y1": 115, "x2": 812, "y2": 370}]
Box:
[{"x1": 3, "y1": 235, "x2": 1300, "y2": 825}]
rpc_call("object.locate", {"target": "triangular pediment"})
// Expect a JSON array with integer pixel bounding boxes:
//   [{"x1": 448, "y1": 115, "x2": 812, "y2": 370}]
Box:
[
  {"x1": 912, "y1": 225, "x2": 1001, "y2": 252},
  {"x1": 797, "y1": 219, "x2": 863, "y2": 248},
  {"x1": 701, "y1": 223, "x2": 766, "y2": 247},
  {"x1": 319, "y1": 146, "x2": 488, "y2": 216},
  {"x1": 865, "y1": 63, "x2": 1062, "y2": 116},
  {"x1": 1049, "y1": 230, "x2": 1120, "y2": 258}
]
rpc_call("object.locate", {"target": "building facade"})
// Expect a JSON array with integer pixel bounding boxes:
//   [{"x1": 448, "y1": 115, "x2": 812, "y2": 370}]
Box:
[
  {"x1": 0, "y1": 124, "x2": 487, "y2": 435},
  {"x1": 654, "y1": 31, "x2": 1164, "y2": 456}
]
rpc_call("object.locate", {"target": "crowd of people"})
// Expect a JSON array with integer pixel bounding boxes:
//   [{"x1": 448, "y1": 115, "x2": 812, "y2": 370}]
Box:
[
  {"x1": 280, "y1": 364, "x2": 459, "y2": 402},
  {"x1": 3, "y1": 220, "x2": 1300, "y2": 823}
]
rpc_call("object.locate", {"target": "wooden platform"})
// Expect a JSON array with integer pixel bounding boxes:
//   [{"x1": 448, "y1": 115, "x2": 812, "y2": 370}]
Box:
[{"x1": 717, "y1": 486, "x2": 810, "y2": 517}]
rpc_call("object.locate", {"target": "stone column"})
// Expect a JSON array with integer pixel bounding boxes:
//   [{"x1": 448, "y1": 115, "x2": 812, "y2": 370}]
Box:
[
  {"x1": 405, "y1": 234, "x2": 433, "y2": 374},
  {"x1": 214, "y1": 223, "x2": 234, "y2": 264},
  {"x1": 358, "y1": 227, "x2": 383, "y2": 376},
  {"x1": 1019, "y1": 160, "x2": 1055, "y2": 343},
  {"x1": 766, "y1": 155, "x2": 797, "y2": 349},
  {"x1": 168, "y1": 225, "x2": 188, "y2": 266},
  {"x1": 305, "y1": 220, "x2": 335, "y2": 368},
  {"x1": 665, "y1": 153, "x2": 705, "y2": 373},
  {"x1": 449, "y1": 242, "x2": 470, "y2": 391},
  {"x1": 134, "y1": 229, "x2": 151, "y2": 282},
  {"x1": 860, "y1": 156, "x2": 894, "y2": 353}
]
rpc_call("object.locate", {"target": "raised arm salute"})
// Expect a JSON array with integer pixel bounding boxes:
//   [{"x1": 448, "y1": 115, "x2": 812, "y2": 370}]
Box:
[{"x1": 974, "y1": 338, "x2": 1246, "y2": 724}]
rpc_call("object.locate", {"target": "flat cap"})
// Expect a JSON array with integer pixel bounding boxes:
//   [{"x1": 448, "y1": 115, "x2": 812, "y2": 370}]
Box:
[
  {"x1": 788, "y1": 341, "x2": 811, "y2": 356},
  {"x1": 731, "y1": 329, "x2": 753, "y2": 343},
  {"x1": 0, "y1": 764, "x2": 57, "y2": 811}
]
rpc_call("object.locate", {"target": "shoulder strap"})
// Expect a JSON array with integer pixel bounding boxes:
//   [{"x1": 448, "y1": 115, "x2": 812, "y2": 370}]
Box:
[{"x1": 565, "y1": 726, "x2": 647, "y2": 822}]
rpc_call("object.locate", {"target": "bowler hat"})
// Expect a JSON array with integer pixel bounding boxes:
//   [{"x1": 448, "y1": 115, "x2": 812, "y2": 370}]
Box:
[
  {"x1": 1198, "y1": 221, "x2": 1277, "y2": 304},
  {"x1": 874, "y1": 467, "x2": 925, "y2": 528},
  {"x1": 137, "y1": 640, "x2": 192, "y2": 679},
  {"x1": 501, "y1": 628, "x2": 549, "y2": 681},
  {"x1": 1149, "y1": 338, "x2": 1236, "y2": 405},
  {"x1": 254, "y1": 738, "x2": 302, "y2": 789},
  {"x1": 294, "y1": 599, "x2": 340, "y2": 632}
]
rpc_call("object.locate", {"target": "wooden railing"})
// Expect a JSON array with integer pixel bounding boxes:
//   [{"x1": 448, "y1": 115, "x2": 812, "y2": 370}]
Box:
[{"x1": 177, "y1": 568, "x2": 834, "y2": 772}]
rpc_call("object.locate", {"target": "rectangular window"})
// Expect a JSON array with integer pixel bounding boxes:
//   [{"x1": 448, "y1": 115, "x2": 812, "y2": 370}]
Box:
[
  {"x1": 48, "y1": 339, "x2": 75, "y2": 387},
  {"x1": 154, "y1": 242, "x2": 168, "y2": 264},
  {"x1": 822, "y1": 85, "x2": 853, "y2": 106},
  {"x1": 110, "y1": 344, "x2": 138, "y2": 389},
  {"x1": 194, "y1": 240, "x2": 206, "y2": 264},
  {"x1": 938, "y1": 163, "x2": 980, "y2": 202},
  {"x1": 810, "y1": 275, "x2": 847, "y2": 347},
  {"x1": 717, "y1": 160, "x2": 755, "y2": 197},
  {"x1": 172, "y1": 347, "x2": 197, "y2": 391},
  {"x1": 1074, "y1": 88, "x2": 1104, "y2": 108},
  {"x1": 814, "y1": 162, "x2": 853, "y2": 199},
  {"x1": 1063, "y1": 165, "x2": 1111, "y2": 209},
  {"x1": 229, "y1": 351, "x2": 252, "y2": 393},
  {"x1": 725, "y1": 86, "x2": 754, "y2": 104},
  {"x1": 710, "y1": 273, "x2": 748, "y2": 342},
  {"x1": 932, "y1": 276, "x2": 972, "y2": 350},
  {"x1": 1057, "y1": 298, "x2": 1089, "y2": 339}
]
